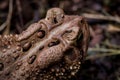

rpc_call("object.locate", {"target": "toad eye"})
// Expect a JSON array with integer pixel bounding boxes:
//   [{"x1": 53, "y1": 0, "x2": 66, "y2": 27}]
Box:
[{"x1": 63, "y1": 30, "x2": 77, "y2": 41}]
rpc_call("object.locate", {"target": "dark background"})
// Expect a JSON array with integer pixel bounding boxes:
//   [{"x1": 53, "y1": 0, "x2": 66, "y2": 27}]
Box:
[{"x1": 0, "y1": 0, "x2": 120, "y2": 80}]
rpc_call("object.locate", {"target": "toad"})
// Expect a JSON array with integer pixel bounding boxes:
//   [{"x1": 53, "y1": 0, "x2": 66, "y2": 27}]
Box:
[{"x1": 0, "y1": 8, "x2": 89, "y2": 80}]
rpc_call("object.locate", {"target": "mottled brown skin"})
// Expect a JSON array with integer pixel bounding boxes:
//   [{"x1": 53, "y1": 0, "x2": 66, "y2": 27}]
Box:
[{"x1": 0, "y1": 8, "x2": 89, "y2": 80}]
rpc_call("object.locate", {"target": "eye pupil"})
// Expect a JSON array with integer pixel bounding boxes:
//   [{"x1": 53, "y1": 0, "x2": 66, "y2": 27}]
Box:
[{"x1": 66, "y1": 30, "x2": 72, "y2": 33}]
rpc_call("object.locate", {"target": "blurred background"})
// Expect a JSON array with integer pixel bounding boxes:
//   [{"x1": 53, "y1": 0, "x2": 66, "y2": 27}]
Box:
[{"x1": 0, "y1": 0, "x2": 120, "y2": 80}]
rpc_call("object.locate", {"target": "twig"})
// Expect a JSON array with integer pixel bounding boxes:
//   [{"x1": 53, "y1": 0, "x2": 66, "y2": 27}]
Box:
[
  {"x1": 0, "y1": 0, "x2": 13, "y2": 34},
  {"x1": 0, "y1": 22, "x2": 8, "y2": 32},
  {"x1": 101, "y1": 40, "x2": 120, "y2": 49},
  {"x1": 86, "y1": 48, "x2": 120, "y2": 60},
  {"x1": 88, "y1": 48, "x2": 120, "y2": 53},
  {"x1": 86, "y1": 52, "x2": 120, "y2": 60},
  {"x1": 82, "y1": 13, "x2": 120, "y2": 24},
  {"x1": 16, "y1": 0, "x2": 23, "y2": 27}
]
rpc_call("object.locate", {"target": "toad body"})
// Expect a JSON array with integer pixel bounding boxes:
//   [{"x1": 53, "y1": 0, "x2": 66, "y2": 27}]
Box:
[{"x1": 0, "y1": 8, "x2": 89, "y2": 80}]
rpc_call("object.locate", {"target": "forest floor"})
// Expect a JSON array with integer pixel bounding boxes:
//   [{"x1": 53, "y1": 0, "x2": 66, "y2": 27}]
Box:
[{"x1": 0, "y1": 0, "x2": 120, "y2": 80}]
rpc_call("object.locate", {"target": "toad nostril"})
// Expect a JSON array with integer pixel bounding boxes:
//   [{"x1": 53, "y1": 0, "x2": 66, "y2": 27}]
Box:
[
  {"x1": 37, "y1": 30, "x2": 45, "y2": 38},
  {"x1": 80, "y1": 19, "x2": 84, "y2": 24},
  {"x1": 53, "y1": 17, "x2": 58, "y2": 24}
]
